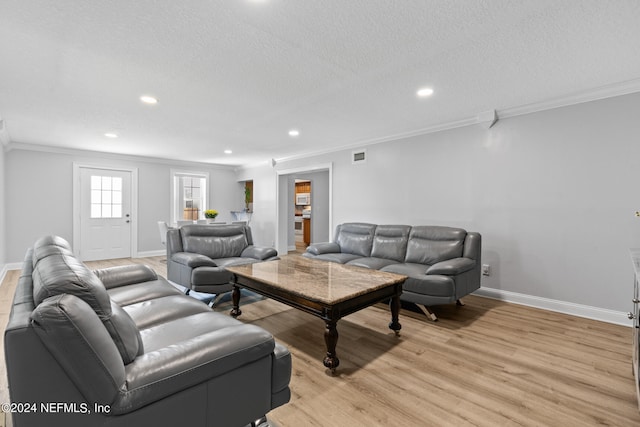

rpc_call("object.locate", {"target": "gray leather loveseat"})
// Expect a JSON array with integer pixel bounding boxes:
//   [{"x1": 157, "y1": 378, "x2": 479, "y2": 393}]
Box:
[
  {"x1": 303, "y1": 223, "x2": 482, "y2": 320},
  {"x1": 167, "y1": 224, "x2": 278, "y2": 303},
  {"x1": 4, "y1": 235, "x2": 291, "y2": 427}
]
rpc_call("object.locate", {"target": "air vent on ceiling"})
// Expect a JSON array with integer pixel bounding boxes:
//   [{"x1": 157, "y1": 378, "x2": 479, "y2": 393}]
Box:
[{"x1": 352, "y1": 149, "x2": 367, "y2": 164}]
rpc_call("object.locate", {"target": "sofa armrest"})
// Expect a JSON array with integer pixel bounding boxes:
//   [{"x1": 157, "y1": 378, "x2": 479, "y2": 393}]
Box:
[
  {"x1": 170, "y1": 252, "x2": 217, "y2": 268},
  {"x1": 241, "y1": 245, "x2": 278, "y2": 260},
  {"x1": 426, "y1": 258, "x2": 475, "y2": 275},
  {"x1": 94, "y1": 264, "x2": 158, "y2": 289},
  {"x1": 305, "y1": 242, "x2": 341, "y2": 256},
  {"x1": 112, "y1": 324, "x2": 275, "y2": 414}
]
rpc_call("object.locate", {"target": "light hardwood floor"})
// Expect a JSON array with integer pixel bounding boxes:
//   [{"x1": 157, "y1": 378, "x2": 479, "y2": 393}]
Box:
[{"x1": 1, "y1": 256, "x2": 639, "y2": 426}]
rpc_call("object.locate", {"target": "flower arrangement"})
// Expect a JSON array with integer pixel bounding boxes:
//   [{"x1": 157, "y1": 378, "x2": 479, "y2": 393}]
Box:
[{"x1": 204, "y1": 209, "x2": 218, "y2": 219}]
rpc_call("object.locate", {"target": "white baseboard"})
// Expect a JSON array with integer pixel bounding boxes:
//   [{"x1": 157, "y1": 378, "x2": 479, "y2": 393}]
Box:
[
  {"x1": 288, "y1": 245, "x2": 296, "y2": 251},
  {"x1": 0, "y1": 262, "x2": 23, "y2": 287},
  {"x1": 136, "y1": 250, "x2": 165, "y2": 258},
  {"x1": 473, "y1": 287, "x2": 630, "y2": 327}
]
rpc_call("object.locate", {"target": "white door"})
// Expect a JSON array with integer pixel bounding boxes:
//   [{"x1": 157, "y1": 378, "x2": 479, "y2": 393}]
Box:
[{"x1": 79, "y1": 168, "x2": 132, "y2": 261}]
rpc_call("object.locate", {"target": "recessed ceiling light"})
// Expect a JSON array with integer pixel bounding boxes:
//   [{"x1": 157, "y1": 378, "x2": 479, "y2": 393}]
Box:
[
  {"x1": 104, "y1": 133, "x2": 118, "y2": 138},
  {"x1": 224, "y1": 149, "x2": 233, "y2": 154},
  {"x1": 140, "y1": 95, "x2": 158, "y2": 104},
  {"x1": 288, "y1": 129, "x2": 300, "y2": 137},
  {"x1": 416, "y1": 87, "x2": 434, "y2": 97}
]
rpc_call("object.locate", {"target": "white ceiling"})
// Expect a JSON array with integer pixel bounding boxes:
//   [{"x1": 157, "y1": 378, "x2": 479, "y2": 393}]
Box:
[{"x1": 1, "y1": 1, "x2": 639, "y2": 167}]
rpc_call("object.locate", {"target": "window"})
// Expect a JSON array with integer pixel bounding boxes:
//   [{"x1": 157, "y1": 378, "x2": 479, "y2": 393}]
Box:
[
  {"x1": 170, "y1": 170, "x2": 209, "y2": 224},
  {"x1": 90, "y1": 175, "x2": 123, "y2": 218}
]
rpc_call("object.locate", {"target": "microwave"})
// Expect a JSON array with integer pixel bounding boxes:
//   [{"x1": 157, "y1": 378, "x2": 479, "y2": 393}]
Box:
[{"x1": 295, "y1": 193, "x2": 310, "y2": 205}]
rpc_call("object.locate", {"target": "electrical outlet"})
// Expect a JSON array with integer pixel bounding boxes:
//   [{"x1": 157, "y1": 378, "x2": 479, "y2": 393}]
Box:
[{"x1": 482, "y1": 264, "x2": 490, "y2": 276}]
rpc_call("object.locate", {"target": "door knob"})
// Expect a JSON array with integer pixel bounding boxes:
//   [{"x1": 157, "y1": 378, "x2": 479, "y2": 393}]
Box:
[
  {"x1": 126, "y1": 214, "x2": 130, "y2": 217},
  {"x1": 628, "y1": 312, "x2": 636, "y2": 320}
]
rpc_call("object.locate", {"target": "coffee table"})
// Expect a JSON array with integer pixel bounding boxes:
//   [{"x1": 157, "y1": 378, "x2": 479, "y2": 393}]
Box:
[{"x1": 225, "y1": 255, "x2": 406, "y2": 371}]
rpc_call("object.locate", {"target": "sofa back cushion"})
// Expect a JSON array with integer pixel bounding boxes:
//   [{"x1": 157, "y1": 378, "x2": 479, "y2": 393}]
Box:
[
  {"x1": 181, "y1": 224, "x2": 249, "y2": 259},
  {"x1": 334, "y1": 223, "x2": 377, "y2": 257},
  {"x1": 31, "y1": 294, "x2": 126, "y2": 404},
  {"x1": 371, "y1": 225, "x2": 411, "y2": 262},
  {"x1": 405, "y1": 226, "x2": 467, "y2": 265},
  {"x1": 32, "y1": 252, "x2": 112, "y2": 315},
  {"x1": 32, "y1": 235, "x2": 75, "y2": 268},
  {"x1": 31, "y1": 237, "x2": 143, "y2": 364}
]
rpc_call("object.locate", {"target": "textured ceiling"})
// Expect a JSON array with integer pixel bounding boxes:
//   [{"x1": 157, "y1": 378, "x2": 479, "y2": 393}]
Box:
[{"x1": 1, "y1": 0, "x2": 639, "y2": 166}]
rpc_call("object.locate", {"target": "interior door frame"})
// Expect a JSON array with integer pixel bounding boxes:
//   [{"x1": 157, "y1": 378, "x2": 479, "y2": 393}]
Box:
[
  {"x1": 72, "y1": 163, "x2": 139, "y2": 259},
  {"x1": 275, "y1": 162, "x2": 333, "y2": 255}
]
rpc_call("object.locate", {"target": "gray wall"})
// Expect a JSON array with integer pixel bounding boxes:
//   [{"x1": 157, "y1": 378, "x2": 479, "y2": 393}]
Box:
[
  {"x1": 238, "y1": 92, "x2": 640, "y2": 314},
  {"x1": 236, "y1": 162, "x2": 278, "y2": 248},
  {"x1": 5, "y1": 147, "x2": 243, "y2": 263}
]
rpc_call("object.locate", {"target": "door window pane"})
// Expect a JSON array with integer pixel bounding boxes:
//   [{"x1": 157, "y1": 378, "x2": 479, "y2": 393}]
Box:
[{"x1": 90, "y1": 175, "x2": 123, "y2": 218}]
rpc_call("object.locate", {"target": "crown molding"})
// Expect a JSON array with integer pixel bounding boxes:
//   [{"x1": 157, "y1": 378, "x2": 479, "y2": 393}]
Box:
[
  {"x1": 6, "y1": 141, "x2": 237, "y2": 171},
  {"x1": 272, "y1": 78, "x2": 640, "y2": 167},
  {"x1": 499, "y1": 77, "x2": 640, "y2": 120},
  {"x1": 273, "y1": 116, "x2": 478, "y2": 165}
]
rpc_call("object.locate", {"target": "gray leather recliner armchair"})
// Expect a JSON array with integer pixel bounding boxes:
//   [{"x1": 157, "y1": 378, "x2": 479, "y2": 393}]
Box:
[
  {"x1": 167, "y1": 224, "x2": 278, "y2": 303},
  {"x1": 5, "y1": 235, "x2": 291, "y2": 427}
]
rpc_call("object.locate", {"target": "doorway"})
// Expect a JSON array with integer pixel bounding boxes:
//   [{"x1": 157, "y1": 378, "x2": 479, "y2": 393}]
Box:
[
  {"x1": 276, "y1": 163, "x2": 332, "y2": 255},
  {"x1": 73, "y1": 164, "x2": 138, "y2": 261}
]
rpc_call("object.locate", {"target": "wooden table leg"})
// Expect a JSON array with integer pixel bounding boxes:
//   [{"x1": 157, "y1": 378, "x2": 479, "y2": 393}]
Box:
[
  {"x1": 230, "y1": 285, "x2": 242, "y2": 317},
  {"x1": 389, "y1": 295, "x2": 401, "y2": 336},
  {"x1": 323, "y1": 319, "x2": 340, "y2": 372}
]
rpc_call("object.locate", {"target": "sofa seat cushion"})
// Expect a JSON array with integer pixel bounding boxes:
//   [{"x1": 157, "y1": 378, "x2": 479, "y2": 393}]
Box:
[
  {"x1": 139, "y1": 312, "x2": 245, "y2": 353},
  {"x1": 381, "y1": 262, "x2": 427, "y2": 277},
  {"x1": 312, "y1": 253, "x2": 362, "y2": 264},
  {"x1": 122, "y1": 295, "x2": 211, "y2": 330},
  {"x1": 108, "y1": 279, "x2": 183, "y2": 306},
  {"x1": 346, "y1": 257, "x2": 399, "y2": 270}
]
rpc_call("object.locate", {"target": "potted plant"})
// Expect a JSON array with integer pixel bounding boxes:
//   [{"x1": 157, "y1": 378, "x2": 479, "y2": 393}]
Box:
[{"x1": 204, "y1": 209, "x2": 218, "y2": 223}]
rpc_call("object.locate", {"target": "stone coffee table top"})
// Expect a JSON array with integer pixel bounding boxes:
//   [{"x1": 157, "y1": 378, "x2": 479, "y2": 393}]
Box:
[{"x1": 226, "y1": 255, "x2": 406, "y2": 305}]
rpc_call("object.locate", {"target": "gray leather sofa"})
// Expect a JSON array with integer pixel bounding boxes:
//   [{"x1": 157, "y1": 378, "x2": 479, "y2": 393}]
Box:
[
  {"x1": 167, "y1": 224, "x2": 278, "y2": 302},
  {"x1": 303, "y1": 223, "x2": 482, "y2": 320},
  {"x1": 5, "y1": 235, "x2": 291, "y2": 427}
]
